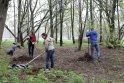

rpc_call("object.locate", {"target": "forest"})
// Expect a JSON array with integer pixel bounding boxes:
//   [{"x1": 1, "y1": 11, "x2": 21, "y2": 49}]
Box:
[{"x1": 0, "y1": 0, "x2": 124, "y2": 83}]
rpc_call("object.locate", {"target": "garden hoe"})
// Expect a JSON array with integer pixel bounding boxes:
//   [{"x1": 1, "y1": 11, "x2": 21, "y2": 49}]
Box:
[
  {"x1": 9, "y1": 46, "x2": 42, "y2": 69},
  {"x1": 9, "y1": 53, "x2": 42, "y2": 68}
]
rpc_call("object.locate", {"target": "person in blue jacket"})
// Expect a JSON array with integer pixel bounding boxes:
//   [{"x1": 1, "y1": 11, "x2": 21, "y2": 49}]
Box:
[{"x1": 86, "y1": 28, "x2": 100, "y2": 62}]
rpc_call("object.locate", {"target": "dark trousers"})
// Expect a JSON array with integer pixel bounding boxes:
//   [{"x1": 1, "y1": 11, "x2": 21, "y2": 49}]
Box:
[
  {"x1": 28, "y1": 43, "x2": 34, "y2": 57},
  {"x1": 45, "y1": 49, "x2": 55, "y2": 69},
  {"x1": 7, "y1": 50, "x2": 13, "y2": 56}
]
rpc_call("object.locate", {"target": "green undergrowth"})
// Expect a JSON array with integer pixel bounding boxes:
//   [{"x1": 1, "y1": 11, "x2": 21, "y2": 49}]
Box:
[
  {"x1": 0, "y1": 41, "x2": 123, "y2": 83},
  {"x1": 0, "y1": 49, "x2": 122, "y2": 83}
]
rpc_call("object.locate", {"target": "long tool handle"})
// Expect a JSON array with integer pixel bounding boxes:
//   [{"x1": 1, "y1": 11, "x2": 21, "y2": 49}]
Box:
[
  {"x1": 88, "y1": 38, "x2": 90, "y2": 53},
  {"x1": 26, "y1": 53, "x2": 42, "y2": 65}
]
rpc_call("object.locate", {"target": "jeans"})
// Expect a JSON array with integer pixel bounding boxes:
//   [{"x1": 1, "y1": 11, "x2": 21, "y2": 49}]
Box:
[
  {"x1": 45, "y1": 49, "x2": 55, "y2": 69},
  {"x1": 91, "y1": 42, "x2": 100, "y2": 62},
  {"x1": 28, "y1": 42, "x2": 34, "y2": 57}
]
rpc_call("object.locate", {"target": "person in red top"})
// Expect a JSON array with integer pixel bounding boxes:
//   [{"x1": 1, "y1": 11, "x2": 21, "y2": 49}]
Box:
[{"x1": 27, "y1": 31, "x2": 36, "y2": 58}]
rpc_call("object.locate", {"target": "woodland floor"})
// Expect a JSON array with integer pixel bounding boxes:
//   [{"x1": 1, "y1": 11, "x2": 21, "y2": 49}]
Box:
[{"x1": 9, "y1": 46, "x2": 124, "y2": 82}]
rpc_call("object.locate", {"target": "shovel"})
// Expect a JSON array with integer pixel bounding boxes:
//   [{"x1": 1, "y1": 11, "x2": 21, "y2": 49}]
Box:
[{"x1": 84, "y1": 38, "x2": 92, "y2": 61}]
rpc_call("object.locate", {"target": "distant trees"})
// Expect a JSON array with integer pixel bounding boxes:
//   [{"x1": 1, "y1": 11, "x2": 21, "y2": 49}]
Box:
[
  {"x1": 1, "y1": 0, "x2": 124, "y2": 48},
  {"x1": 5, "y1": 0, "x2": 49, "y2": 46},
  {"x1": 96, "y1": 0, "x2": 124, "y2": 48}
]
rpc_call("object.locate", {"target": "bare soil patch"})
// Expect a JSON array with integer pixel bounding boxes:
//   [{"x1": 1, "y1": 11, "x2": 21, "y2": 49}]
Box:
[{"x1": 10, "y1": 46, "x2": 124, "y2": 82}]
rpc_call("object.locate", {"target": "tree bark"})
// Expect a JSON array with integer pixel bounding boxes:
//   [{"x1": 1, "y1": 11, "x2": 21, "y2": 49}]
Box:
[
  {"x1": 49, "y1": 0, "x2": 54, "y2": 37},
  {"x1": 109, "y1": 0, "x2": 117, "y2": 45},
  {"x1": 13, "y1": 0, "x2": 17, "y2": 42},
  {"x1": 59, "y1": 0, "x2": 64, "y2": 46},
  {"x1": 90, "y1": 0, "x2": 94, "y2": 28},
  {"x1": 117, "y1": 0, "x2": 121, "y2": 41},
  {"x1": 99, "y1": 0, "x2": 103, "y2": 43},
  {"x1": 55, "y1": 0, "x2": 58, "y2": 43},
  {"x1": 77, "y1": 0, "x2": 83, "y2": 51},
  {"x1": 71, "y1": 0, "x2": 75, "y2": 44},
  {"x1": 0, "y1": 0, "x2": 10, "y2": 45},
  {"x1": 17, "y1": 0, "x2": 22, "y2": 45}
]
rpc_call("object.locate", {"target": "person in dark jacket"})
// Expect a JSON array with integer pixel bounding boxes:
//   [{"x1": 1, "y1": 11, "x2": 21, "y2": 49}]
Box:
[
  {"x1": 27, "y1": 31, "x2": 36, "y2": 58},
  {"x1": 86, "y1": 28, "x2": 100, "y2": 62},
  {"x1": 6, "y1": 43, "x2": 21, "y2": 56}
]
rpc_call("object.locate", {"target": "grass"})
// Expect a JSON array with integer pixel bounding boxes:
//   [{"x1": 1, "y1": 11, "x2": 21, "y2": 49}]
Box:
[
  {"x1": 1, "y1": 39, "x2": 88, "y2": 49},
  {"x1": 0, "y1": 49, "x2": 84, "y2": 83},
  {"x1": 0, "y1": 51, "x2": 118, "y2": 83},
  {"x1": 0, "y1": 40, "x2": 123, "y2": 83}
]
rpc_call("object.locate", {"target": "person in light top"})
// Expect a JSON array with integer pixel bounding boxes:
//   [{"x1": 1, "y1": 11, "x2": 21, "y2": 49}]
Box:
[{"x1": 41, "y1": 33, "x2": 55, "y2": 70}]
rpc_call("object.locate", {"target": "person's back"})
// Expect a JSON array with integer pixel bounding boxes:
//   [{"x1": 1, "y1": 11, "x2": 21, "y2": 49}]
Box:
[
  {"x1": 86, "y1": 29, "x2": 98, "y2": 43},
  {"x1": 89, "y1": 30, "x2": 98, "y2": 43},
  {"x1": 86, "y1": 28, "x2": 100, "y2": 62},
  {"x1": 6, "y1": 44, "x2": 20, "y2": 56}
]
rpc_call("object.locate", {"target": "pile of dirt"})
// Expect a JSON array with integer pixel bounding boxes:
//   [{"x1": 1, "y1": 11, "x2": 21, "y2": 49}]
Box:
[
  {"x1": 12, "y1": 56, "x2": 31, "y2": 62},
  {"x1": 77, "y1": 52, "x2": 92, "y2": 62}
]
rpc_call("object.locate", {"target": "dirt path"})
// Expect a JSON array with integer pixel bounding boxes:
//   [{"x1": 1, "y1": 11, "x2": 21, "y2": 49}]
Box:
[{"x1": 10, "y1": 46, "x2": 124, "y2": 82}]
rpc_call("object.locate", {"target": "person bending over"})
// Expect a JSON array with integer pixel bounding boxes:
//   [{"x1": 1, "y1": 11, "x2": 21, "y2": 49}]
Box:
[
  {"x1": 41, "y1": 33, "x2": 55, "y2": 71},
  {"x1": 6, "y1": 43, "x2": 21, "y2": 56}
]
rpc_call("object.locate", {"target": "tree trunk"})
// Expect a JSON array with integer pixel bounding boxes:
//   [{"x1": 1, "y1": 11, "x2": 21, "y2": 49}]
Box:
[
  {"x1": 60, "y1": 0, "x2": 64, "y2": 46},
  {"x1": 0, "y1": 0, "x2": 9, "y2": 45},
  {"x1": 77, "y1": 0, "x2": 83, "y2": 50},
  {"x1": 77, "y1": 0, "x2": 88, "y2": 51},
  {"x1": 27, "y1": 0, "x2": 30, "y2": 34},
  {"x1": 117, "y1": 0, "x2": 121, "y2": 41},
  {"x1": 55, "y1": 0, "x2": 58, "y2": 43},
  {"x1": 17, "y1": 0, "x2": 24, "y2": 46},
  {"x1": 17, "y1": 0, "x2": 21, "y2": 43},
  {"x1": 109, "y1": 0, "x2": 117, "y2": 45},
  {"x1": 13, "y1": 0, "x2": 17, "y2": 42},
  {"x1": 71, "y1": 0, "x2": 75, "y2": 44},
  {"x1": 99, "y1": 0, "x2": 103, "y2": 43},
  {"x1": 90, "y1": 0, "x2": 94, "y2": 28},
  {"x1": 49, "y1": 0, "x2": 54, "y2": 37}
]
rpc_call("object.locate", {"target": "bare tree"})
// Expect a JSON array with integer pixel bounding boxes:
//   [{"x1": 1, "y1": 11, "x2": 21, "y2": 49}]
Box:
[
  {"x1": 71, "y1": 0, "x2": 75, "y2": 44},
  {"x1": 99, "y1": 0, "x2": 103, "y2": 43},
  {"x1": 0, "y1": 0, "x2": 10, "y2": 45},
  {"x1": 48, "y1": 0, "x2": 54, "y2": 37},
  {"x1": 29, "y1": 0, "x2": 38, "y2": 31},
  {"x1": 59, "y1": 0, "x2": 64, "y2": 46},
  {"x1": 77, "y1": 0, "x2": 88, "y2": 51},
  {"x1": 77, "y1": 0, "x2": 83, "y2": 50},
  {"x1": 55, "y1": 0, "x2": 58, "y2": 43}
]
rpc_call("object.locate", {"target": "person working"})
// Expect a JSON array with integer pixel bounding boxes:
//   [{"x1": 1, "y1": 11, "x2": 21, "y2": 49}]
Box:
[
  {"x1": 86, "y1": 28, "x2": 100, "y2": 63},
  {"x1": 41, "y1": 33, "x2": 55, "y2": 71}
]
